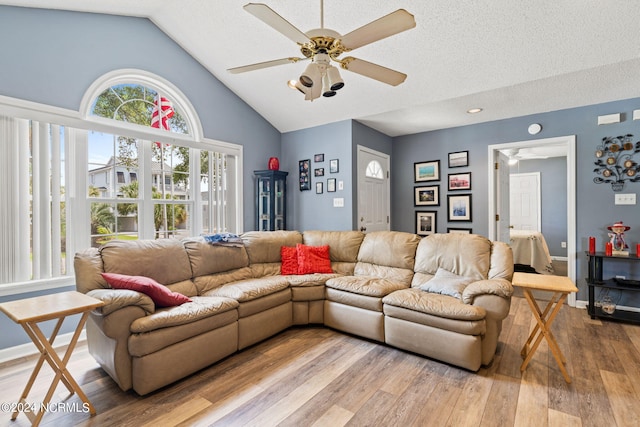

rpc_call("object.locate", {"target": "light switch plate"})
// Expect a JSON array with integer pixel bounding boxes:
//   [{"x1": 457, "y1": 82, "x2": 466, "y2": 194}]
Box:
[
  {"x1": 614, "y1": 193, "x2": 636, "y2": 205},
  {"x1": 333, "y1": 198, "x2": 344, "y2": 207}
]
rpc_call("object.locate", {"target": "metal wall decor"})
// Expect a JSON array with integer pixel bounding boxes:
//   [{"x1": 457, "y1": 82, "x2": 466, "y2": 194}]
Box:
[{"x1": 593, "y1": 134, "x2": 640, "y2": 191}]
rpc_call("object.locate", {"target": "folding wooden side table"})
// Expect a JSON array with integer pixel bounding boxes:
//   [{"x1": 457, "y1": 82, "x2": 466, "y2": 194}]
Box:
[
  {"x1": 512, "y1": 272, "x2": 578, "y2": 383},
  {"x1": 0, "y1": 291, "x2": 103, "y2": 426}
]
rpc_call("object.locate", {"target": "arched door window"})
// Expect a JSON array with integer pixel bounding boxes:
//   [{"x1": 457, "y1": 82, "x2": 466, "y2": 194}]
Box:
[{"x1": 366, "y1": 160, "x2": 384, "y2": 179}]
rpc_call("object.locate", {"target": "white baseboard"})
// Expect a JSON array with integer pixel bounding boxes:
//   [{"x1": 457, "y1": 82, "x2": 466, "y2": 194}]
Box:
[
  {"x1": 0, "y1": 330, "x2": 86, "y2": 365},
  {"x1": 551, "y1": 256, "x2": 568, "y2": 262}
]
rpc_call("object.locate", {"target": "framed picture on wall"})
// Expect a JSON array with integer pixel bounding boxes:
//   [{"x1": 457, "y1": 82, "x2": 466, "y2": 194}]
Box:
[
  {"x1": 448, "y1": 172, "x2": 472, "y2": 191},
  {"x1": 299, "y1": 159, "x2": 311, "y2": 191},
  {"x1": 447, "y1": 227, "x2": 472, "y2": 234},
  {"x1": 330, "y1": 159, "x2": 339, "y2": 173},
  {"x1": 314, "y1": 153, "x2": 324, "y2": 163},
  {"x1": 327, "y1": 178, "x2": 336, "y2": 192},
  {"x1": 316, "y1": 181, "x2": 323, "y2": 194},
  {"x1": 314, "y1": 168, "x2": 324, "y2": 177},
  {"x1": 416, "y1": 211, "x2": 437, "y2": 236},
  {"x1": 414, "y1": 185, "x2": 440, "y2": 206},
  {"x1": 448, "y1": 151, "x2": 469, "y2": 168},
  {"x1": 447, "y1": 194, "x2": 472, "y2": 221},
  {"x1": 414, "y1": 160, "x2": 440, "y2": 182}
]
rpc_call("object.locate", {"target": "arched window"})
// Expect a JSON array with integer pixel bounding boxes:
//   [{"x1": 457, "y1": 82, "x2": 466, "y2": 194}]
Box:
[
  {"x1": 90, "y1": 84, "x2": 190, "y2": 136},
  {"x1": 81, "y1": 70, "x2": 239, "y2": 244},
  {"x1": 0, "y1": 69, "x2": 241, "y2": 288},
  {"x1": 365, "y1": 160, "x2": 384, "y2": 179}
]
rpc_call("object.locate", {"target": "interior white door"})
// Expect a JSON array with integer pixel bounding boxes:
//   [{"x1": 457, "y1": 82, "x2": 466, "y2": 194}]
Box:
[
  {"x1": 510, "y1": 172, "x2": 541, "y2": 231},
  {"x1": 496, "y1": 151, "x2": 511, "y2": 243},
  {"x1": 357, "y1": 146, "x2": 389, "y2": 233}
]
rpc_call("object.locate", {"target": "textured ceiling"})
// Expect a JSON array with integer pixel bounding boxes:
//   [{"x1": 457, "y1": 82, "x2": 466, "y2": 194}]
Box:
[{"x1": 5, "y1": 0, "x2": 640, "y2": 137}]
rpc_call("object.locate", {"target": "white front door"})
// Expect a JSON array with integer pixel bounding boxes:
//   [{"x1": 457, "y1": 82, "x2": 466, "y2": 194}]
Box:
[
  {"x1": 357, "y1": 146, "x2": 389, "y2": 233},
  {"x1": 510, "y1": 172, "x2": 541, "y2": 231}
]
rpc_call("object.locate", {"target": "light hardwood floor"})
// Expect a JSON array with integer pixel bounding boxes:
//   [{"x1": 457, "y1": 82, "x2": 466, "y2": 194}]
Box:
[{"x1": 1, "y1": 296, "x2": 639, "y2": 427}]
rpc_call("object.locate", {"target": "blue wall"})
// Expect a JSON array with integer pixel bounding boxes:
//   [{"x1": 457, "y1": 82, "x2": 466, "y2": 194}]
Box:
[
  {"x1": 392, "y1": 98, "x2": 640, "y2": 302},
  {"x1": 281, "y1": 121, "x2": 353, "y2": 231},
  {"x1": 280, "y1": 120, "x2": 393, "y2": 231}
]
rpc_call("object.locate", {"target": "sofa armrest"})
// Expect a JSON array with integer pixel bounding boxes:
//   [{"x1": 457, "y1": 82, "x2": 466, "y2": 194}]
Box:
[
  {"x1": 87, "y1": 289, "x2": 155, "y2": 316},
  {"x1": 462, "y1": 278, "x2": 513, "y2": 319},
  {"x1": 462, "y1": 278, "x2": 512, "y2": 304}
]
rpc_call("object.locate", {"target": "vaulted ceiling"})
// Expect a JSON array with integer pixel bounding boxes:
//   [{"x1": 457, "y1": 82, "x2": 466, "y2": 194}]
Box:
[{"x1": 5, "y1": 1, "x2": 640, "y2": 136}]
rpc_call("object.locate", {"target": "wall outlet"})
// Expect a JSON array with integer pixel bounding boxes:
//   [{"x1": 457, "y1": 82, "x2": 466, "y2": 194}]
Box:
[{"x1": 561, "y1": 241, "x2": 567, "y2": 248}]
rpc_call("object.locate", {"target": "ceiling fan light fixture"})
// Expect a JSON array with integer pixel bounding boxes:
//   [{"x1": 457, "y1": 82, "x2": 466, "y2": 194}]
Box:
[
  {"x1": 288, "y1": 79, "x2": 307, "y2": 94},
  {"x1": 326, "y1": 66, "x2": 344, "y2": 91},
  {"x1": 300, "y1": 62, "x2": 321, "y2": 87},
  {"x1": 322, "y1": 74, "x2": 337, "y2": 97},
  {"x1": 467, "y1": 107, "x2": 483, "y2": 114}
]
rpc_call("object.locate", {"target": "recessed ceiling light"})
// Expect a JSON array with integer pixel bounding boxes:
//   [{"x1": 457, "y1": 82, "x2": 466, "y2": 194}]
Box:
[{"x1": 467, "y1": 108, "x2": 483, "y2": 114}]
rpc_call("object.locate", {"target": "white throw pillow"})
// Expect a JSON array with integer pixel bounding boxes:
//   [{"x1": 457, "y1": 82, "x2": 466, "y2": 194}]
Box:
[{"x1": 419, "y1": 267, "x2": 474, "y2": 299}]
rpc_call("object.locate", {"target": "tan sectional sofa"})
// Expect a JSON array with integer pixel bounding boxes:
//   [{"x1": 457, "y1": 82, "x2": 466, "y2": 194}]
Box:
[{"x1": 74, "y1": 230, "x2": 513, "y2": 395}]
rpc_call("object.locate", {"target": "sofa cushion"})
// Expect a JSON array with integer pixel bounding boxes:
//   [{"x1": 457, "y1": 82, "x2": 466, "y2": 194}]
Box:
[
  {"x1": 183, "y1": 237, "x2": 249, "y2": 277},
  {"x1": 286, "y1": 273, "x2": 341, "y2": 287},
  {"x1": 101, "y1": 273, "x2": 192, "y2": 307},
  {"x1": 303, "y1": 230, "x2": 365, "y2": 263},
  {"x1": 412, "y1": 234, "x2": 491, "y2": 288},
  {"x1": 204, "y1": 276, "x2": 291, "y2": 302},
  {"x1": 357, "y1": 231, "x2": 421, "y2": 270},
  {"x1": 100, "y1": 239, "x2": 193, "y2": 286},
  {"x1": 130, "y1": 296, "x2": 238, "y2": 334},
  {"x1": 419, "y1": 267, "x2": 474, "y2": 299},
  {"x1": 297, "y1": 244, "x2": 333, "y2": 274},
  {"x1": 383, "y1": 288, "x2": 486, "y2": 321},
  {"x1": 241, "y1": 230, "x2": 303, "y2": 264},
  {"x1": 326, "y1": 276, "x2": 408, "y2": 298},
  {"x1": 280, "y1": 246, "x2": 299, "y2": 275}
]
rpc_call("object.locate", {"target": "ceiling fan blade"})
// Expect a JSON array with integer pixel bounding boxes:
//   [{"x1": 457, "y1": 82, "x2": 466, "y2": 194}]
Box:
[
  {"x1": 340, "y1": 9, "x2": 416, "y2": 51},
  {"x1": 341, "y1": 57, "x2": 407, "y2": 86},
  {"x1": 244, "y1": 3, "x2": 310, "y2": 45},
  {"x1": 228, "y1": 57, "x2": 308, "y2": 74}
]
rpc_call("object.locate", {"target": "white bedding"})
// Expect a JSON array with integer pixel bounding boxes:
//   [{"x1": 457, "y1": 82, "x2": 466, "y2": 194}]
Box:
[{"x1": 509, "y1": 229, "x2": 555, "y2": 274}]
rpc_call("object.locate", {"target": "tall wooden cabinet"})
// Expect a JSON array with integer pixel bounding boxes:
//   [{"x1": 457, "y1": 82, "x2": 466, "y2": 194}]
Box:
[{"x1": 254, "y1": 170, "x2": 288, "y2": 231}]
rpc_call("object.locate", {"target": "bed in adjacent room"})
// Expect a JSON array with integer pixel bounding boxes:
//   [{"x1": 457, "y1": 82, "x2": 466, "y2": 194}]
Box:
[{"x1": 510, "y1": 229, "x2": 555, "y2": 274}]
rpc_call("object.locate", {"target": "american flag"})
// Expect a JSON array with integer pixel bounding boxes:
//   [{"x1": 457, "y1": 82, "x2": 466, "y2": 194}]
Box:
[{"x1": 151, "y1": 94, "x2": 174, "y2": 147}]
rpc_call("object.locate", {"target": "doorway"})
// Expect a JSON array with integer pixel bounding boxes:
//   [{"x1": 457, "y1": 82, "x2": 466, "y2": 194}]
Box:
[
  {"x1": 356, "y1": 145, "x2": 390, "y2": 233},
  {"x1": 488, "y1": 135, "x2": 576, "y2": 306}
]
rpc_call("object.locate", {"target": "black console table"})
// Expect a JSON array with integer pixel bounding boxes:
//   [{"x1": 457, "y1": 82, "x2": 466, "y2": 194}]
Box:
[{"x1": 586, "y1": 251, "x2": 640, "y2": 325}]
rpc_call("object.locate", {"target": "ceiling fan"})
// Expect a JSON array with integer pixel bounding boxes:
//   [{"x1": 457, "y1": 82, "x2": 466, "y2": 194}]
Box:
[{"x1": 228, "y1": 1, "x2": 416, "y2": 101}]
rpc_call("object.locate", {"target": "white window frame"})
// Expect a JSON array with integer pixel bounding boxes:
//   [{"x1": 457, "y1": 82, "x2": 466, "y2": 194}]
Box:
[{"x1": 0, "y1": 70, "x2": 243, "y2": 297}]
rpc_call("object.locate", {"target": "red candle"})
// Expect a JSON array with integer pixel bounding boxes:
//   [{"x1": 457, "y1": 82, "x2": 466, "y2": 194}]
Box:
[
  {"x1": 589, "y1": 236, "x2": 596, "y2": 254},
  {"x1": 605, "y1": 242, "x2": 613, "y2": 256}
]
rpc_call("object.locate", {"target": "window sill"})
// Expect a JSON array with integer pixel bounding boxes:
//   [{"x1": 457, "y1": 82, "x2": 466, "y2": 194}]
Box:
[{"x1": 0, "y1": 276, "x2": 76, "y2": 298}]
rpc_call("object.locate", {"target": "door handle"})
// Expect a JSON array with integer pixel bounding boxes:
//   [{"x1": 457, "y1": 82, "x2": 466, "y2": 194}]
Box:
[{"x1": 360, "y1": 226, "x2": 367, "y2": 232}]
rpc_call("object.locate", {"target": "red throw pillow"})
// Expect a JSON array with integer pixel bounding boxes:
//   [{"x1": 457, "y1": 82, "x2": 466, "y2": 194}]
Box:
[
  {"x1": 296, "y1": 244, "x2": 333, "y2": 274},
  {"x1": 101, "y1": 273, "x2": 192, "y2": 307},
  {"x1": 280, "y1": 246, "x2": 299, "y2": 275}
]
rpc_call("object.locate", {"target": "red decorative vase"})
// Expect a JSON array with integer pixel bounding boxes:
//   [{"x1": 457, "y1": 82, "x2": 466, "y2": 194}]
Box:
[{"x1": 268, "y1": 157, "x2": 280, "y2": 171}]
